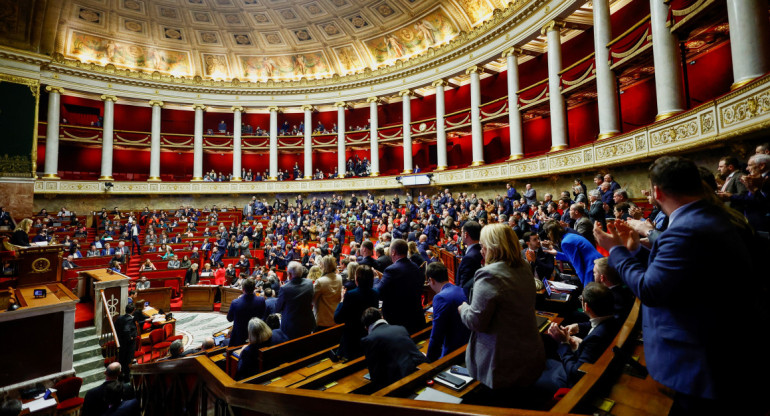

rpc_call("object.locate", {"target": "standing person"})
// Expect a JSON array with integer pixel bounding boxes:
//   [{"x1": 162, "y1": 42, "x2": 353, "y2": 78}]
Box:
[
  {"x1": 10, "y1": 218, "x2": 32, "y2": 246},
  {"x1": 275, "y1": 261, "x2": 316, "y2": 339},
  {"x1": 226, "y1": 278, "x2": 266, "y2": 347},
  {"x1": 378, "y1": 239, "x2": 426, "y2": 334},
  {"x1": 594, "y1": 156, "x2": 760, "y2": 415},
  {"x1": 456, "y1": 221, "x2": 483, "y2": 298},
  {"x1": 458, "y1": 223, "x2": 545, "y2": 406},
  {"x1": 313, "y1": 255, "x2": 343, "y2": 331},
  {"x1": 426, "y1": 262, "x2": 470, "y2": 362},
  {"x1": 334, "y1": 265, "x2": 379, "y2": 360},
  {"x1": 542, "y1": 220, "x2": 603, "y2": 287},
  {"x1": 115, "y1": 304, "x2": 138, "y2": 382}
]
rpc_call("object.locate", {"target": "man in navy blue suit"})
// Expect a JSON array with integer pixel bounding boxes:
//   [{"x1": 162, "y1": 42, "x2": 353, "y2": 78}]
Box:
[
  {"x1": 378, "y1": 239, "x2": 426, "y2": 334},
  {"x1": 357, "y1": 240, "x2": 378, "y2": 269},
  {"x1": 275, "y1": 261, "x2": 315, "y2": 339},
  {"x1": 534, "y1": 283, "x2": 620, "y2": 396},
  {"x1": 595, "y1": 156, "x2": 759, "y2": 414},
  {"x1": 226, "y1": 278, "x2": 266, "y2": 346},
  {"x1": 456, "y1": 221, "x2": 483, "y2": 298},
  {"x1": 425, "y1": 262, "x2": 469, "y2": 362}
]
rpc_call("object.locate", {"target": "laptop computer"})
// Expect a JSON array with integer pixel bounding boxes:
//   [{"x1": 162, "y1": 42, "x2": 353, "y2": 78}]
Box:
[{"x1": 543, "y1": 278, "x2": 570, "y2": 301}]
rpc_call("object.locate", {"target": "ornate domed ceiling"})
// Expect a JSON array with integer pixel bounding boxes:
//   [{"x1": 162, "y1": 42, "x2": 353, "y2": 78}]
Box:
[{"x1": 58, "y1": 0, "x2": 514, "y2": 81}]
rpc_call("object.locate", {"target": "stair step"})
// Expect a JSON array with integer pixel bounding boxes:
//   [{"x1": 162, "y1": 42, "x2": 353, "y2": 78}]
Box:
[
  {"x1": 74, "y1": 345, "x2": 102, "y2": 361},
  {"x1": 80, "y1": 379, "x2": 105, "y2": 397},
  {"x1": 74, "y1": 336, "x2": 100, "y2": 350},
  {"x1": 74, "y1": 354, "x2": 105, "y2": 375},
  {"x1": 74, "y1": 326, "x2": 97, "y2": 338},
  {"x1": 77, "y1": 366, "x2": 108, "y2": 386}
]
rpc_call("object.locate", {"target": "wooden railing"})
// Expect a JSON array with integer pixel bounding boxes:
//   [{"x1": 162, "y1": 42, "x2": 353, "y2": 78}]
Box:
[{"x1": 99, "y1": 289, "x2": 120, "y2": 362}]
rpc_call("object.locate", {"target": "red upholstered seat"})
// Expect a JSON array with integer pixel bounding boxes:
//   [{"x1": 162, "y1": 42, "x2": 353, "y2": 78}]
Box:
[
  {"x1": 149, "y1": 328, "x2": 170, "y2": 360},
  {"x1": 164, "y1": 323, "x2": 183, "y2": 342},
  {"x1": 53, "y1": 377, "x2": 84, "y2": 411}
]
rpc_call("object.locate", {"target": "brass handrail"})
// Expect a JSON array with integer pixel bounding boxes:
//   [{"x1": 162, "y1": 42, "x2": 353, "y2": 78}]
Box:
[{"x1": 100, "y1": 289, "x2": 120, "y2": 349}]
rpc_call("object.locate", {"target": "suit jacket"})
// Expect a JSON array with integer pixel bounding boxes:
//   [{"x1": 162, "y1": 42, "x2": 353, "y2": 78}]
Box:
[
  {"x1": 427, "y1": 283, "x2": 470, "y2": 362},
  {"x1": 609, "y1": 199, "x2": 754, "y2": 400},
  {"x1": 226, "y1": 293, "x2": 266, "y2": 346},
  {"x1": 275, "y1": 277, "x2": 316, "y2": 339},
  {"x1": 378, "y1": 258, "x2": 426, "y2": 334},
  {"x1": 361, "y1": 322, "x2": 428, "y2": 388},
  {"x1": 358, "y1": 256, "x2": 378, "y2": 269},
  {"x1": 82, "y1": 381, "x2": 135, "y2": 416},
  {"x1": 524, "y1": 189, "x2": 537, "y2": 205},
  {"x1": 184, "y1": 269, "x2": 200, "y2": 286},
  {"x1": 456, "y1": 243, "x2": 483, "y2": 298},
  {"x1": 459, "y1": 261, "x2": 545, "y2": 389},
  {"x1": 554, "y1": 233, "x2": 603, "y2": 287},
  {"x1": 334, "y1": 287, "x2": 379, "y2": 359},
  {"x1": 375, "y1": 255, "x2": 392, "y2": 272}
]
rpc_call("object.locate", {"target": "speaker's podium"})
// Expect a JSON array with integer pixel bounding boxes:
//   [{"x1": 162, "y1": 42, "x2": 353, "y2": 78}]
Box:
[
  {"x1": 0, "y1": 241, "x2": 80, "y2": 389},
  {"x1": 78, "y1": 269, "x2": 130, "y2": 338}
]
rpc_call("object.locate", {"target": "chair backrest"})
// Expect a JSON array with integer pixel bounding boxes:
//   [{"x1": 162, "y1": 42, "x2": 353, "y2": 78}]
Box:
[
  {"x1": 54, "y1": 377, "x2": 83, "y2": 401},
  {"x1": 149, "y1": 328, "x2": 164, "y2": 344},
  {"x1": 163, "y1": 323, "x2": 174, "y2": 339}
]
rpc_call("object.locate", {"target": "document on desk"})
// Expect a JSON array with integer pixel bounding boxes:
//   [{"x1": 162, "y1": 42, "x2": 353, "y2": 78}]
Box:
[
  {"x1": 414, "y1": 387, "x2": 463, "y2": 404},
  {"x1": 549, "y1": 280, "x2": 577, "y2": 291},
  {"x1": 22, "y1": 397, "x2": 57, "y2": 412}
]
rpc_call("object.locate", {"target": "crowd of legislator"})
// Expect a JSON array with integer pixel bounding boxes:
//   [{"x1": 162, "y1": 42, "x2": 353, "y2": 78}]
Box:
[{"x1": 3, "y1": 143, "x2": 769, "y2": 414}]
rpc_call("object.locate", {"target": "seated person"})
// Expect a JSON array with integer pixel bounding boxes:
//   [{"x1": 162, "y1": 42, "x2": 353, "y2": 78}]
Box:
[
  {"x1": 264, "y1": 313, "x2": 289, "y2": 345},
  {"x1": 63, "y1": 255, "x2": 78, "y2": 270},
  {"x1": 136, "y1": 276, "x2": 151, "y2": 290},
  {"x1": 236, "y1": 255, "x2": 250, "y2": 274},
  {"x1": 360, "y1": 307, "x2": 427, "y2": 389},
  {"x1": 183, "y1": 337, "x2": 216, "y2": 356},
  {"x1": 109, "y1": 260, "x2": 121, "y2": 273},
  {"x1": 139, "y1": 259, "x2": 156, "y2": 272},
  {"x1": 167, "y1": 255, "x2": 181, "y2": 269},
  {"x1": 179, "y1": 255, "x2": 192, "y2": 269},
  {"x1": 161, "y1": 340, "x2": 188, "y2": 360},
  {"x1": 234, "y1": 318, "x2": 274, "y2": 380},
  {"x1": 534, "y1": 283, "x2": 622, "y2": 396}
]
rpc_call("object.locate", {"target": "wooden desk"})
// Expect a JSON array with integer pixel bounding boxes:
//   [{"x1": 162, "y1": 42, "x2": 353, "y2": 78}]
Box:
[
  {"x1": 0, "y1": 283, "x2": 78, "y2": 387},
  {"x1": 135, "y1": 287, "x2": 173, "y2": 312},
  {"x1": 0, "y1": 243, "x2": 64, "y2": 288},
  {"x1": 181, "y1": 285, "x2": 217, "y2": 311},
  {"x1": 219, "y1": 286, "x2": 242, "y2": 314}
]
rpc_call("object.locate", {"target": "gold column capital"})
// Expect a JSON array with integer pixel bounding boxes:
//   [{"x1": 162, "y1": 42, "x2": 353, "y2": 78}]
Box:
[
  {"x1": 100, "y1": 94, "x2": 118, "y2": 102},
  {"x1": 231, "y1": 105, "x2": 245, "y2": 113},
  {"x1": 334, "y1": 101, "x2": 347, "y2": 108},
  {"x1": 465, "y1": 65, "x2": 483, "y2": 75},
  {"x1": 267, "y1": 105, "x2": 280, "y2": 112},
  {"x1": 301, "y1": 104, "x2": 315, "y2": 111},
  {"x1": 45, "y1": 86, "x2": 65, "y2": 94},
  {"x1": 366, "y1": 97, "x2": 380, "y2": 104},
  {"x1": 148, "y1": 100, "x2": 164, "y2": 107},
  {"x1": 192, "y1": 104, "x2": 206, "y2": 111},
  {"x1": 502, "y1": 47, "x2": 523, "y2": 58},
  {"x1": 431, "y1": 79, "x2": 447, "y2": 88},
  {"x1": 398, "y1": 89, "x2": 412, "y2": 97},
  {"x1": 541, "y1": 20, "x2": 565, "y2": 36}
]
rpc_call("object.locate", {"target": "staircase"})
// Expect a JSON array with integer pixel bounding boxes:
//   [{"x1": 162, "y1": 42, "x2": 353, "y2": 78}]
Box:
[{"x1": 72, "y1": 326, "x2": 106, "y2": 397}]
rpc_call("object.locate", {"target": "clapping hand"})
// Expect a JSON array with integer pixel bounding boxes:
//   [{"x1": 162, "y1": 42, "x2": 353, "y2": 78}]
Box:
[
  {"x1": 594, "y1": 220, "x2": 639, "y2": 252},
  {"x1": 546, "y1": 322, "x2": 570, "y2": 343}
]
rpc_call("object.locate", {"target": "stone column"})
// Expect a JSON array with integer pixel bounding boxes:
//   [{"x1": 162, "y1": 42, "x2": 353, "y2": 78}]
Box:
[
  {"x1": 99, "y1": 95, "x2": 117, "y2": 180},
  {"x1": 400, "y1": 90, "x2": 413, "y2": 174},
  {"x1": 148, "y1": 100, "x2": 164, "y2": 181},
  {"x1": 191, "y1": 104, "x2": 205, "y2": 181},
  {"x1": 367, "y1": 97, "x2": 380, "y2": 176},
  {"x1": 650, "y1": 0, "x2": 685, "y2": 121},
  {"x1": 432, "y1": 80, "x2": 448, "y2": 170},
  {"x1": 231, "y1": 106, "x2": 244, "y2": 181},
  {"x1": 726, "y1": 0, "x2": 770, "y2": 89},
  {"x1": 43, "y1": 86, "x2": 64, "y2": 179},
  {"x1": 268, "y1": 106, "x2": 278, "y2": 180},
  {"x1": 503, "y1": 49, "x2": 524, "y2": 159},
  {"x1": 302, "y1": 105, "x2": 313, "y2": 179},
  {"x1": 467, "y1": 66, "x2": 485, "y2": 165},
  {"x1": 335, "y1": 102, "x2": 347, "y2": 176},
  {"x1": 544, "y1": 21, "x2": 568, "y2": 151},
  {"x1": 593, "y1": 0, "x2": 620, "y2": 139}
]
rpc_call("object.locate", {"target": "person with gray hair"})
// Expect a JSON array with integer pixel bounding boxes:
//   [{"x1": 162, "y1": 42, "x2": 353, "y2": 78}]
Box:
[
  {"x1": 587, "y1": 189, "x2": 606, "y2": 227},
  {"x1": 235, "y1": 317, "x2": 273, "y2": 380},
  {"x1": 721, "y1": 153, "x2": 770, "y2": 235},
  {"x1": 275, "y1": 261, "x2": 315, "y2": 339}
]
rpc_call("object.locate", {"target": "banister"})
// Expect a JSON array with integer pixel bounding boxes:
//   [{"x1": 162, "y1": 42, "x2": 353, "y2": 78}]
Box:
[
  {"x1": 100, "y1": 289, "x2": 120, "y2": 349},
  {"x1": 606, "y1": 15, "x2": 651, "y2": 48}
]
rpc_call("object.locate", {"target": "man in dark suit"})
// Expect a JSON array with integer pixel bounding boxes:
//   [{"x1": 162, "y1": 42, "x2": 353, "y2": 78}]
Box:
[
  {"x1": 82, "y1": 363, "x2": 135, "y2": 416},
  {"x1": 723, "y1": 153, "x2": 770, "y2": 235},
  {"x1": 378, "y1": 239, "x2": 426, "y2": 334},
  {"x1": 595, "y1": 156, "x2": 759, "y2": 414},
  {"x1": 374, "y1": 246, "x2": 392, "y2": 272},
  {"x1": 226, "y1": 278, "x2": 266, "y2": 346},
  {"x1": 275, "y1": 261, "x2": 316, "y2": 339},
  {"x1": 360, "y1": 307, "x2": 427, "y2": 389},
  {"x1": 569, "y1": 203, "x2": 596, "y2": 246},
  {"x1": 115, "y1": 304, "x2": 137, "y2": 382},
  {"x1": 535, "y1": 283, "x2": 621, "y2": 395},
  {"x1": 357, "y1": 240, "x2": 378, "y2": 269},
  {"x1": 426, "y1": 262, "x2": 470, "y2": 362},
  {"x1": 522, "y1": 232, "x2": 554, "y2": 279},
  {"x1": 456, "y1": 221, "x2": 483, "y2": 298}
]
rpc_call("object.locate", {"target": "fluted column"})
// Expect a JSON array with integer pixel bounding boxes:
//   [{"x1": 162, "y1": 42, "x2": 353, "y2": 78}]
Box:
[
  {"x1": 335, "y1": 102, "x2": 347, "y2": 176},
  {"x1": 400, "y1": 90, "x2": 413, "y2": 174},
  {"x1": 148, "y1": 100, "x2": 164, "y2": 181},
  {"x1": 544, "y1": 21, "x2": 568, "y2": 151},
  {"x1": 43, "y1": 86, "x2": 63, "y2": 179},
  {"x1": 231, "y1": 106, "x2": 244, "y2": 181},
  {"x1": 268, "y1": 106, "x2": 278, "y2": 180},
  {"x1": 191, "y1": 104, "x2": 205, "y2": 181},
  {"x1": 302, "y1": 105, "x2": 313, "y2": 179},
  {"x1": 726, "y1": 0, "x2": 770, "y2": 89},
  {"x1": 503, "y1": 49, "x2": 524, "y2": 159},
  {"x1": 432, "y1": 80, "x2": 448, "y2": 170},
  {"x1": 650, "y1": 0, "x2": 685, "y2": 121},
  {"x1": 367, "y1": 97, "x2": 380, "y2": 176},
  {"x1": 99, "y1": 95, "x2": 117, "y2": 180},
  {"x1": 467, "y1": 66, "x2": 485, "y2": 165},
  {"x1": 593, "y1": 0, "x2": 620, "y2": 140}
]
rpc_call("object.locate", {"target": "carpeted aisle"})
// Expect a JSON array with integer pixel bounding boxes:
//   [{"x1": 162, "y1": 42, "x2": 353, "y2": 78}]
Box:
[{"x1": 75, "y1": 301, "x2": 95, "y2": 329}]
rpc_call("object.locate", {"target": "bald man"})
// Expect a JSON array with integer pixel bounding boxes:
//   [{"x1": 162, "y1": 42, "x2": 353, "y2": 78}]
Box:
[{"x1": 82, "y1": 362, "x2": 135, "y2": 416}]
